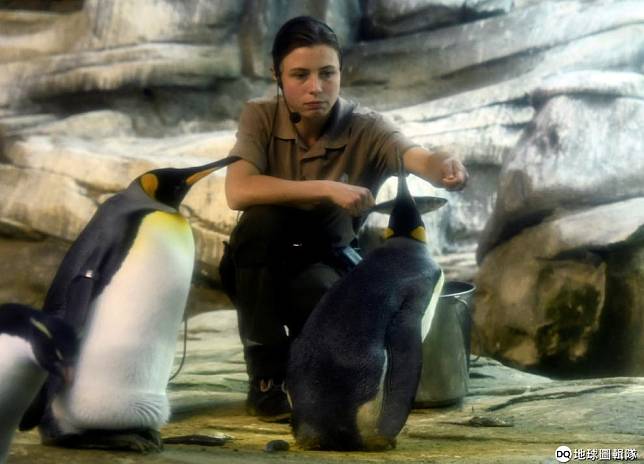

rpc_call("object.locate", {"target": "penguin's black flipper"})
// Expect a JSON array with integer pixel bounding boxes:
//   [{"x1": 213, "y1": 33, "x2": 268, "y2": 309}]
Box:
[
  {"x1": 18, "y1": 384, "x2": 48, "y2": 430},
  {"x1": 62, "y1": 246, "x2": 105, "y2": 333},
  {"x1": 19, "y1": 376, "x2": 65, "y2": 431},
  {"x1": 378, "y1": 271, "x2": 443, "y2": 440},
  {"x1": 377, "y1": 304, "x2": 424, "y2": 441}
]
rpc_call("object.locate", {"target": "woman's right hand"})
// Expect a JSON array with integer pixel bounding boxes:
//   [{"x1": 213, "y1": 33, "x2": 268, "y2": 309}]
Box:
[{"x1": 324, "y1": 181, "x2": 375, "y2": 217}]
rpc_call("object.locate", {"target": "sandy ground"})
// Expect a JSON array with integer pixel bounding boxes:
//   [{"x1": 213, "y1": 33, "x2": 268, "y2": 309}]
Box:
[{"x1": 7, "y1": 310, "x2": 643, "y2": 464}]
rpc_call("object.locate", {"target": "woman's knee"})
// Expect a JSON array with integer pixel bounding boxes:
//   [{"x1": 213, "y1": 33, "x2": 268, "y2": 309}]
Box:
[
  {"x1": 228, "y1": 205, "x2": 300, "y2": 265},
  {"x1": 232, "y1": 205, "x2": 295, "y2": 243}
]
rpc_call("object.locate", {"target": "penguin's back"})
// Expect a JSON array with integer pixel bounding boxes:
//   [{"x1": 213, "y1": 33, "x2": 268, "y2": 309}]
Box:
[
  {"x1": 288, "y1": 237, "x2": 442, "y2": 449},
  {"x1": 59, "y1": 210, "x2": 195, "y2": 431},
  {"x1": 295, "y1": 238, "x2": 436, "y2": 342}
]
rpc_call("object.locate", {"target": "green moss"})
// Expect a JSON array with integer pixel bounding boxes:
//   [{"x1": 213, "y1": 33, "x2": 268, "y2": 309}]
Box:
[{"x1": 536, "y1": 285, "x2": 601, "y2": 361}]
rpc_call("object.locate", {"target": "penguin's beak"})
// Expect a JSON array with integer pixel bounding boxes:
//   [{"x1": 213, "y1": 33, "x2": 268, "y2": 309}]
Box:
[
  {"x1": 185, "y1": 168, "x2": 215, "y2": 186},
  {"x1": 185, "y1": 156, "x2": 241, "y2": 186}
]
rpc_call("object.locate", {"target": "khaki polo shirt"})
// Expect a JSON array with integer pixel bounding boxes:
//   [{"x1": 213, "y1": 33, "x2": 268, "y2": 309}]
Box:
[{"x1": 229, "y1": 95, "x2": 419, "y2": 195}]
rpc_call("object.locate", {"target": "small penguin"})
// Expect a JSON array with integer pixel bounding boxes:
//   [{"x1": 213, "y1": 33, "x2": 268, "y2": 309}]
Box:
[
  {"x1": 287, "y1": 158, "x2": 445, "y2": 451},
  {"x1": 0, "y1": 303, "x2": 78, "y2": 463},
  {"x1": 19, "y1": 156, "x2": 240, "y2": 452}
]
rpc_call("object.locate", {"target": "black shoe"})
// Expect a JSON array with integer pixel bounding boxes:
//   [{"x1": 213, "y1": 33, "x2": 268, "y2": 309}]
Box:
[{"x1": 246, "y1": 378, "x2": 291, "y2": 423}]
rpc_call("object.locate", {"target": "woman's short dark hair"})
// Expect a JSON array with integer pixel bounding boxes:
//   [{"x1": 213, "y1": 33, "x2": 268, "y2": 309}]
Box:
[{"x1": 271, "y1": 16, "x2": 342, "y2": 78}]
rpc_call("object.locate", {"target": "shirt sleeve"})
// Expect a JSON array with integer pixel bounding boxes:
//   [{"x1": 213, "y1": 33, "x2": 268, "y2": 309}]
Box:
[
  {"x1": 369, "y1": 113, "x2": 420, "y2": 176},
  {"x1": 228, "y1": 100, "x2": 272, "y2": 173}
]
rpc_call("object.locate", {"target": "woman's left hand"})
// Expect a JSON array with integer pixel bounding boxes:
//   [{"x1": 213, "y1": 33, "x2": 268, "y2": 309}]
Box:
[{"x1": 439, "y1": 157, "x2": 469, "y2": 191}]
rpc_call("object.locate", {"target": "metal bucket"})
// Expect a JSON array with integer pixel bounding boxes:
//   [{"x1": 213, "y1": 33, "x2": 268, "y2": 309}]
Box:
[{"x1": 414, "y1": 280, "x2": 475, "y2": 407}]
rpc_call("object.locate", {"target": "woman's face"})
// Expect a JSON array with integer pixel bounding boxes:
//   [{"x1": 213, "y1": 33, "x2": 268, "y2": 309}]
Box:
[{"x1": 278, "y1": 44, "x2": 341, "y2": 123}]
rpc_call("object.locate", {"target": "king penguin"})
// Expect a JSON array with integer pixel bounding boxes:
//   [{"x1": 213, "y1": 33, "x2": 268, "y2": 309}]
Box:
[
  {"x1": 0, "y1": 303, "x2": 78, "y2": 464},
  {"x1": 286, "y1": 157, "x2": 445, "y2": 451},
  {"x1": 19, "y1": 156, "x2": 240, "y2": 452}
]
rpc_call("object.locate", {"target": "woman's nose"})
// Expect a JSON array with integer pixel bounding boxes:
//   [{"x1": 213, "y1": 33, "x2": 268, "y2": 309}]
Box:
[{"x1": 307, "y1": 75, "x2": 322, "y2": 93}]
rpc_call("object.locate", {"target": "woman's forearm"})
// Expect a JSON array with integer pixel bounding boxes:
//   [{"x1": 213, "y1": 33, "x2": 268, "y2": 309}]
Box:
[{"x1": 226, "y1": 173, "x2": 331, "y2": 211}]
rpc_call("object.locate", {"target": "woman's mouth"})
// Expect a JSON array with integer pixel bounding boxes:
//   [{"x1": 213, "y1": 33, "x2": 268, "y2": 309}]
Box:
[{"x1": 304, "y1": 101, "x2": 324, "y2": 109}]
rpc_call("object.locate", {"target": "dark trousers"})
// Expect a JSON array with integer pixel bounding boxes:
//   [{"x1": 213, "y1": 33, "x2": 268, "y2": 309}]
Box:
[{"x1": 219, "y1": 204, "x2": 355, "y2": 381}]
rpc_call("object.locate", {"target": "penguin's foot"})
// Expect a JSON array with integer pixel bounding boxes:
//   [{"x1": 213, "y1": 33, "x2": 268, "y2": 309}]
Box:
[
  {"x1": 45, "y1": 428, "x2": 163, "y2": 453},
  {"x1": 362, "y1": 435, "x2": 396, "y2": 451},
  {"x1": 246, "y1": 378, "x2": 291, "y2": 423}
]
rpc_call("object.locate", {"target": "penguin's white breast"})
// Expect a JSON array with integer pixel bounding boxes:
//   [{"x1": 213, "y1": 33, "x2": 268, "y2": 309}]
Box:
[
  {"x1": 0, "y1": 335, "x2": 46, "y2": 455},
  {"x1": 421, "y1": 271, "x2": 444, "y2": 342},
  {"x1": 73, "y1": 211, "x2": 195, "y2": 391}
]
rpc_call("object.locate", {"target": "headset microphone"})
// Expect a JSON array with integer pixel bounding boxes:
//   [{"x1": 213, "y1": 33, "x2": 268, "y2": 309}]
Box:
[
  {"x1": 289, "y1": 110, "x2": 301, "y2": 124},
  {"x1": 277, "y1": 78, "x2": 301, "y2": 124}
]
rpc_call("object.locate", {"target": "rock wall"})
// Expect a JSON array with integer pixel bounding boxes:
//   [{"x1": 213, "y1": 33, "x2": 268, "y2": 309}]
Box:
[
  {"x1": 474, "y1": 77, "x2": 644, "y2": 377},
  {"x1": 0, "y1": 0, "x2": 642, "y2": 374}
]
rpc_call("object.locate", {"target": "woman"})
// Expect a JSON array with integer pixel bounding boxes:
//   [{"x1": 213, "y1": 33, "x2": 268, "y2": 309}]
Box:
[{"x1": 221, "y1": 16, "x2": 468, "y2": 422}]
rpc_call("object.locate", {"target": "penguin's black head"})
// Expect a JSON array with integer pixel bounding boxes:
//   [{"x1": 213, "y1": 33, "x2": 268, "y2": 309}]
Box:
[
  {"x1": 384, "y1": 193, "x2": 426, "y2": 242},
  {"x1": 137, "y1": 156, "x2": 241, "y2": 209},
  {"x1": 0, "y1": 303, "x2": 79, "y2": 382},
  {"x1": 28, "y1": 312, "x2": 79, "y2": 383},
  {"x1": 382, "y1": 158, "x2": 427, "y2": 243},
  {"x1": 368, "y1": 155, "x2": 447, "y2": 242}
]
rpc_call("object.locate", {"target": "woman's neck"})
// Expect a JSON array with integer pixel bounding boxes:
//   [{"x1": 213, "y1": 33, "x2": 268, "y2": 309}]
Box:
[{"x1": 297, "y1": 106, "x2": 338, "y2": 149}]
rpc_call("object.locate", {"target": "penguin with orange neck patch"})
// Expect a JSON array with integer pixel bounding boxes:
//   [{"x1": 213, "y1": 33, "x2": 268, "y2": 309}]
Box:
[
  {"x1": 19, "y1": 156, "x2": 240, "y2": 452},
  {"x1": 286, "y1": 158, "x2": 445, "y2": 451}
]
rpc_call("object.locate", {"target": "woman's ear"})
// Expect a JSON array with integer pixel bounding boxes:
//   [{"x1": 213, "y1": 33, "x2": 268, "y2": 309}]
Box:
[
  {"x1": 271, "y1": 66, "x2": 282, "y2": 87},
  {"x1": 271, "y1": 65, "x2": 284, "y2": 90}
]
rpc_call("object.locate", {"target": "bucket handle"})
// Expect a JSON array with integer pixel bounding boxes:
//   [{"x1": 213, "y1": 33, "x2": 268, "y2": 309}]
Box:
[{"x1": 452, "y1": 295, "x2": 481, "y2": 366}]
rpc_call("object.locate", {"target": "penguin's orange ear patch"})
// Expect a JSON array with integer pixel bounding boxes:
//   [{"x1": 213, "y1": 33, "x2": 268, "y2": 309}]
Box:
[
  {"x1": 410, "y1": 226, "x2": 427, "y2": 243},
  {"x1": 140, "y1": 173, "x2": 159, "y2": 198}
]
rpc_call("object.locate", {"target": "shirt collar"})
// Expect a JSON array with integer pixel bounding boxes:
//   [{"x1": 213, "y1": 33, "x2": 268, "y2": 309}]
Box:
[
  {"x1": 273, "y1": 96, "x2": 356, "y2": 150},
  {"x1": 321, "y1": 97, "x2": 355, "y2": 149},
  {"x1": 274, "y1": 96, "x2": 297, "y2": 141}
]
